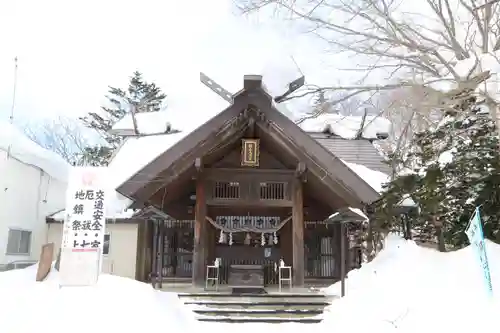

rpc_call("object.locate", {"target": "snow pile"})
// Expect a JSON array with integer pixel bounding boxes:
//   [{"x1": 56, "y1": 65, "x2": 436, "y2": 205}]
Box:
[
  {"x1": 322, "y1": 234, "x2": 500, "y2": 331},
  {"x1": 0, "y1": 265, "x2": 198, "y2": 333},
  {"x1": 0, "y1": 121, "x2": 70, "y2": 182},
  {"x1": 301, "y1": 114, "x2": 391, "y2": 140}
]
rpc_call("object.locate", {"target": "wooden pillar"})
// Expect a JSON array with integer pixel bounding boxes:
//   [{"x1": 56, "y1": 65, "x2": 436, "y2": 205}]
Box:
[
  {"x1": 151, "y1": 220, "x2": 159, "y2": 288},
  {"x1": 193, "y1": 178, "x2": 207, "y2": 286},
  {"x1": 292, "y1": 178, "x2": 305, "y2": 287},
  {"x1": 340, "y1": 222, "x2": 346, "y2": 297},
  {"x1": 157, "y1": 221, "x2": 165, "y2": 289}
]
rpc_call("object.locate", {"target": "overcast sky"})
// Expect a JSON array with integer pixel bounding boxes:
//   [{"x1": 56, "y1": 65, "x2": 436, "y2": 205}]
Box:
[{"x1": 0, "y1": 0, "x2": 354, "y2": 130}]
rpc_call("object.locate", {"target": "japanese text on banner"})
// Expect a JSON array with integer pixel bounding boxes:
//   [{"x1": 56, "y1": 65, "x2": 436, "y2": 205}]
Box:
[{"x1": 62, "y1": 167, "x2": 107, "y2": 254}]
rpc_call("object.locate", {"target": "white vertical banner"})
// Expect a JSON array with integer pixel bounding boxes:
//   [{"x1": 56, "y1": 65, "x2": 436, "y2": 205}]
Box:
[
  {"x1": 465, "y1": 207, "x2": 493, "y2": 298},
  {"x1": 60, "y1": 167, "x2": 108, "y2": 287}
]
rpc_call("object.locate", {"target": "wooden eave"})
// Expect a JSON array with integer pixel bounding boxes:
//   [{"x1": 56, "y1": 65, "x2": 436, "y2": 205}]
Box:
[{"x1": 116, "y1": 76, "x2": 381, "y2": 207}]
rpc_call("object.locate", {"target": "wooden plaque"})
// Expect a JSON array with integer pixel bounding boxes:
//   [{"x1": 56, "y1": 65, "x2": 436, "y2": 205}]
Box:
[{"x1": 241, "y1": 139, "x2": 260, "y2": 167}]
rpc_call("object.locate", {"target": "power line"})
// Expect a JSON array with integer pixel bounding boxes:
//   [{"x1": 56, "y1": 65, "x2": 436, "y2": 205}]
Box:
[
  {"x1": 9, "y1": 56, "x2": 18, "y2": 124},
  {"x1": 7, "y1": 56, "x2": 18, "y2": 160}
]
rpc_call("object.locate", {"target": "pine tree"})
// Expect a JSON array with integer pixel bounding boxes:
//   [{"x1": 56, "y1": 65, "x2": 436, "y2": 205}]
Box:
[
  {"x1": 378, "y1": 95, "x2": 500, "y2": 249},
  {"x1": 78, "y1": 71, "x2": 167, "y2": 165}
]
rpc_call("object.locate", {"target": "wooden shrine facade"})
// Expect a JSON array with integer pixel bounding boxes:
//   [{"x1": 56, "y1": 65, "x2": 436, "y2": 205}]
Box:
[{"x1": 118, "y1": 75, "x2": 380, "y2": 287}]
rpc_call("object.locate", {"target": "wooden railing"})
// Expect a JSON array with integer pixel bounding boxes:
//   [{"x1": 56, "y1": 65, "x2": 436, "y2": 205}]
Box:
[{"x1": 205, "y1": 168, "x2": 293, "y2": 206}]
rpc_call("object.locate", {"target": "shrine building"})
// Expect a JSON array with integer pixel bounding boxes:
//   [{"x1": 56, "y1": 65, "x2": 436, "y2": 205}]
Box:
[{"x1": 46, "y1": 74, "x2": 391, "y2": 289}]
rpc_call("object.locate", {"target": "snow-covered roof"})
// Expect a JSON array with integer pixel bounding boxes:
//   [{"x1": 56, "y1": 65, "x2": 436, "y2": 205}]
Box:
[
  {"x1": 105, "y1": 131, "x2": 191, "y2": 216},
  {"x1": 0, "y1": 121, "x2": 69, "y2": 182},
  {"x1": 342, "y1": 160, "x2": 416, "y2": 207},
  {"x1": 300, "y1": 114, "x2": 392, "y2": 140},
  {"x1": 328, "y1": 207, "x2": 369, "y2": 222}
]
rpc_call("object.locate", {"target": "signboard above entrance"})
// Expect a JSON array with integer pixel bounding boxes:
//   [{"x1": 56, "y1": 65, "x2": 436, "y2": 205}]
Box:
[{"x1": 241, "y1": 139, "x2": 260, "y2": 167}]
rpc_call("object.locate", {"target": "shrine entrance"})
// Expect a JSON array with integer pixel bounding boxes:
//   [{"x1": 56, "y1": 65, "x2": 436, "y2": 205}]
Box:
[
  {"x1": 208, "y1": 214, "x2": 290, "y2": 286},
  {"x1": 122, "y1": 75, "x2": 380, "y2": 288}
]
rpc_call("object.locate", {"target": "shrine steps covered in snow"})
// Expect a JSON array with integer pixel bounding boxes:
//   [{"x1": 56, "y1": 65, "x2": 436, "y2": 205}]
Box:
[{"x1": 177, "y1": 291, "x2": 335, "y2": 324}]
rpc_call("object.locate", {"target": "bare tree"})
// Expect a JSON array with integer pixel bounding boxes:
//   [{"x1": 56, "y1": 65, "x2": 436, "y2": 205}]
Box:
[
  {"x1": 25, "y1": 116, "x2": 89, "y2": 165},
  {"x1": 237, "y1": 0, "x2": 499, "y2": 121},
  {"x1": 376, "y1": 86, "x2": 444, "y2": 175}
]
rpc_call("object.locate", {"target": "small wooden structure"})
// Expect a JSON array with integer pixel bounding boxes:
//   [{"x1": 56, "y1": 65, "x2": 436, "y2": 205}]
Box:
[{"x1": 117, "y1": 75, "x2": 380, "y2": 288}]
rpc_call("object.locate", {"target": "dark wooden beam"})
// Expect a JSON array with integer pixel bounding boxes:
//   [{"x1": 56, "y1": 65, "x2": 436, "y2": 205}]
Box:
[
  {"x1": 206, "y1": 198, "x2": 292, "y2": 207},
  {"x1": 157, "y1": 222, "x2": 165, "y2": 289},
  {"x1": 192, "y1": 176, "x2": 207, "y2": 286},
  {"x1": 292, "y1": 178, "x2": 305, "y2": 287},
  {"x1": 151, "y1": 220, "x2": 159, "y2": 288},
  {"x1": 205, "y1": 167, "x2": 294, "y2": 181},
  {"x1": 340, "y1": 221, "x2": 347, "y2": 297}
]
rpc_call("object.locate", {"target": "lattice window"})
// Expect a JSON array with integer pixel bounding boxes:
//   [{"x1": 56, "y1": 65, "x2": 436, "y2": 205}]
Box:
[
  {"x1": 213, "y1": 181, "x2": 240, "y2": 199},
  {"x1": 259, "y1": 182, "x2": 286, "y2": 200}
]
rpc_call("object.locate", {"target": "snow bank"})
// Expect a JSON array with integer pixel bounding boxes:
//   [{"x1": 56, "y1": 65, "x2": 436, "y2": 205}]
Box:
[
  {"x1": 0, "y1": 265, "x2": 198, "y2": 333},
  {"x1": 322, "y1": 234, "x2": 500, "y2": 331},
  {"x1": 301, "y1": 114, "x2": 391, "y2": 140},
  {"x1": 0, "y1": 121, "x2": 69, "y2": 182}
]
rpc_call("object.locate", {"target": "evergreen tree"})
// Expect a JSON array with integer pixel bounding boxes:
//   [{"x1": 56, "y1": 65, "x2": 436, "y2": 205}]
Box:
[
  {"x1": 78, "y1": 71, "x2": 167, "y2": 165},
  {"x1": 378, "y1": 95, "x2": 500, "y2": 249}
]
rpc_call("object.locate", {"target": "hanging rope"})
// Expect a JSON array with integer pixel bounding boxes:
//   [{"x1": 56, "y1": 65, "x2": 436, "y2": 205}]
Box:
[{"x1": 205, "y1": 215, "x2": 292, "y2": 233}]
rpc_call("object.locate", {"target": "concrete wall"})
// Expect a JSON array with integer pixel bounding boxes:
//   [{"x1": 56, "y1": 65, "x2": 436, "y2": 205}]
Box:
[
  {"x1": 0, "y1": 150, "x2": 67, "y2": 265},
  {"x1": 47, "y1": 222, "x2": 139, "y2": 279}
]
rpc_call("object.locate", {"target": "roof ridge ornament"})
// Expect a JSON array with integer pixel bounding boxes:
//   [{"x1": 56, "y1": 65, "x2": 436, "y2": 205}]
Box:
[
  {"x1": 274, "y1": 76, "x2": 305, "y2": 103},
  {"x1": 200, "y1": 72, "x2": 305, "y2": 104},
  {"x1": 200, "y1": 72, "x2": 233, "y2": 103}
]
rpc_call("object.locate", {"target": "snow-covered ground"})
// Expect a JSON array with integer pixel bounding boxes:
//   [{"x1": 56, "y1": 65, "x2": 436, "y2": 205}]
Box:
[
  {"x1": 0, "y1": 266, "x2": 198, "y2": 333},
  {"x1": 323, "y1": 234, "x2": 500, "y2": 332},
  {"x1": 1, "y1": 234, "x2": 498, "y2": 332}
]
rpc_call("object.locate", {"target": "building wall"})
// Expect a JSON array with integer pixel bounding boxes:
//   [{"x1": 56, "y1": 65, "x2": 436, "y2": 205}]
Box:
[
  {"x1": 0, "y1": 150, "x2": 67, "y2": 265},
  {"x1": 46, "y1": 222, "x2": 139, "y2": 279}
]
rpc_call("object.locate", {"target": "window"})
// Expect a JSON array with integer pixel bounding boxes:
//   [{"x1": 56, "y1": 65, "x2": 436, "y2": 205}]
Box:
[
  {"x1": 103, "y1": 233, "x2": 110, "y2": 255},
  {"x1": 6, "y1": 229, "x2": 32, "y2": 255}
]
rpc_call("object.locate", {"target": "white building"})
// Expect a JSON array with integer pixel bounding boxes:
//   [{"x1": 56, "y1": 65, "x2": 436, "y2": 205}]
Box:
[{"x1": 0, "y1": 121, "x2": 69, "y2": 267}]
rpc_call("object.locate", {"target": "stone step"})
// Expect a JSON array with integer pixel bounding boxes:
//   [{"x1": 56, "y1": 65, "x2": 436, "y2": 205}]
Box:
[
  {"x1": 178, "y1": 292, "x2": 327, "y2": 298},
  {"x1": 193, "y1": 308, "x2": 323, "y2": 318},
  {"x1": 180, "y1": 296, "x2": 331, "y2": 303},
  {"x1": 180, "y1": 292, "x2": 331, "y2": 324},
  {"x1": 189, "y1": 302, "x2": 327, "y2": 310},
  {"x1": 196, "y1": 316, "x2": 323, "y2": 324}
]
